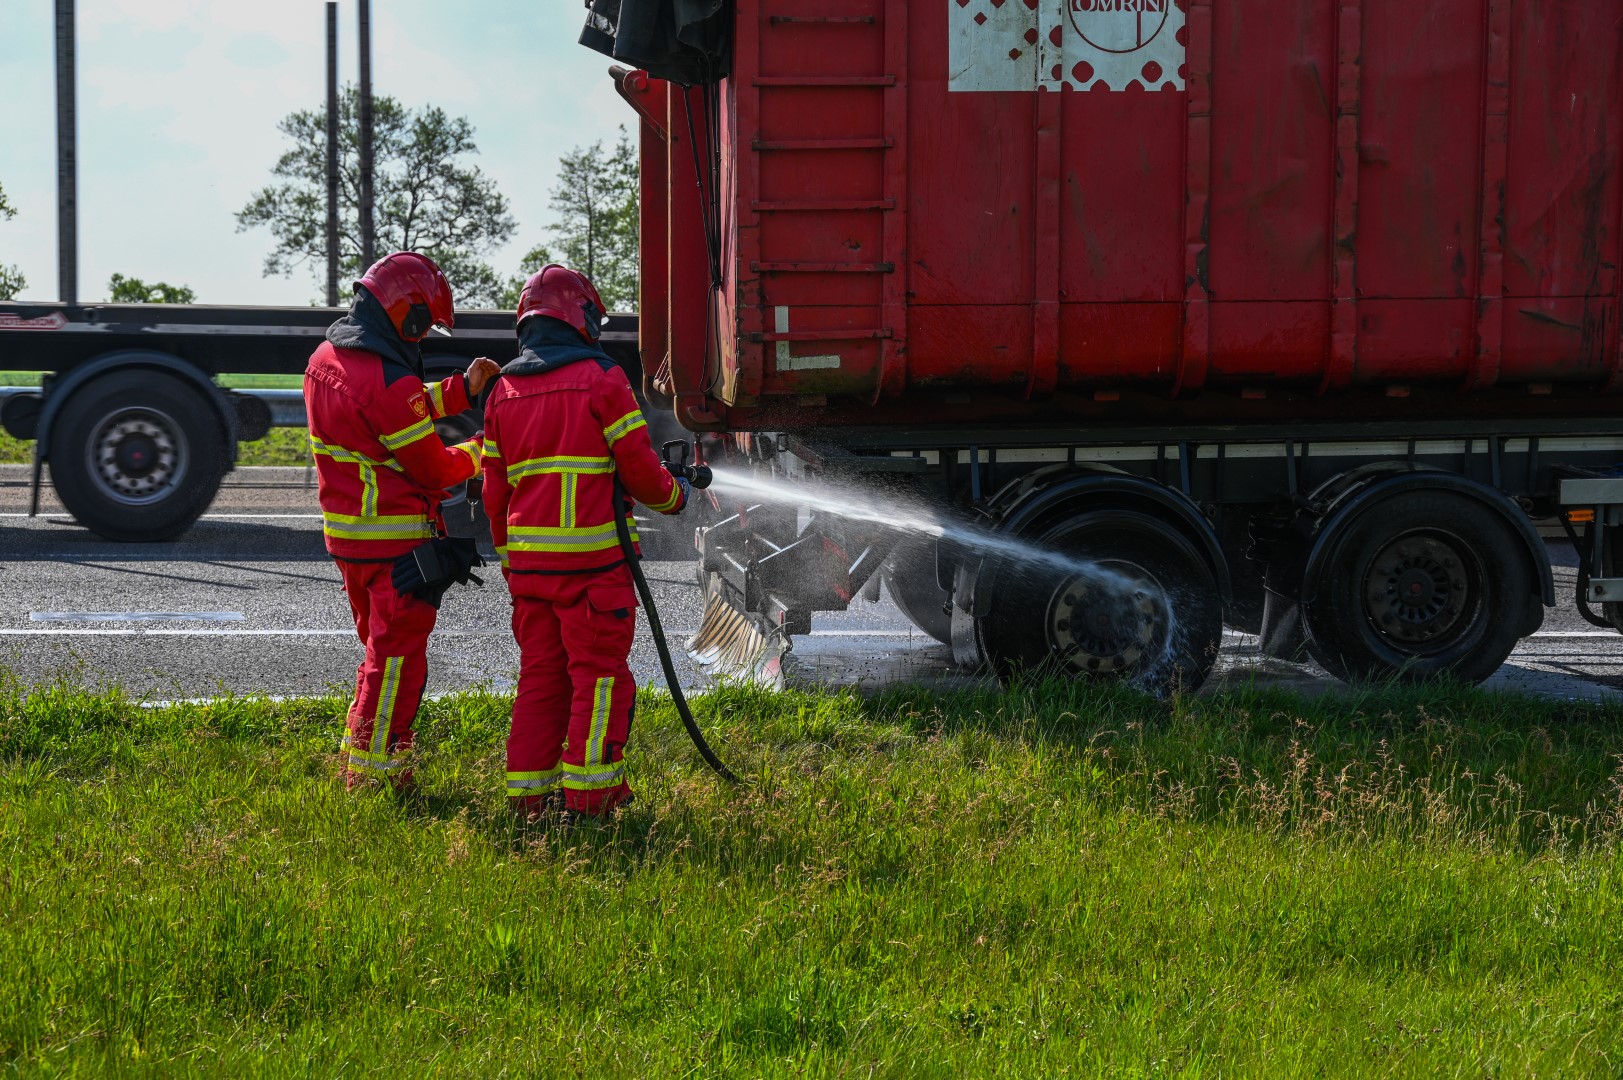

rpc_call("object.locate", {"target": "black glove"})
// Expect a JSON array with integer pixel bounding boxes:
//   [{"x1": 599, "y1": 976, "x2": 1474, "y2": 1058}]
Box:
[{"x1": 392, "y1": 536, "x2": 486, "y2": 609}]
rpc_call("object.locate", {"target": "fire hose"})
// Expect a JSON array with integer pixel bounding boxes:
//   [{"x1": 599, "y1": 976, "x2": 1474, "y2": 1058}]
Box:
[{"x1": 610, "y1": 443, "x2": 742, "y2": 785}]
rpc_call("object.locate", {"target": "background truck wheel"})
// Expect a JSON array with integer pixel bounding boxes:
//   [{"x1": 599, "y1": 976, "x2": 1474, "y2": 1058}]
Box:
[
  {"x1": 977, "y1": 508, "x2": 1224, "y2": 695},
  {"x1": 1301, "y1": 490, "x2": 1531, "y2": 684},
  {"x1": 884, "y1": 537, "x2": 953, "y2": 645},
  {"x1": 48, "y1": 370, "x2": 227, "y2": 542}
]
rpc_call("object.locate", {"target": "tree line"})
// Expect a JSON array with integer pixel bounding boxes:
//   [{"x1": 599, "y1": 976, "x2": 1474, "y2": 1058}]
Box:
[{"x1": 0, "y1": 90, "x2": 639, "y2": 310}]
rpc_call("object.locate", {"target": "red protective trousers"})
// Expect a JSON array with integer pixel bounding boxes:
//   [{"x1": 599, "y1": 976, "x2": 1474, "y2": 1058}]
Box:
[
  {"x1": 338, "y1": 559, "x2": 438, "y2": 787},
  {"x1": 506, "y1": 565, "x2": 639, "y2": 815}
]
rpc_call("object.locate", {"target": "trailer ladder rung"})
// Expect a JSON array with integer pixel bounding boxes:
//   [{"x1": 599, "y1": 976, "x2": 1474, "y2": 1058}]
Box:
[
  {"x1": 769, "y1": 15, "x2": 877, "y2": 24},
  {"x1": 753, "y1": 75, "x2": 897, "y2": 87},
  {"x1": 753, "y1": 137, "x2": 894, "y2": 151},
  {"x1": 751, "y1": 199, "x2": 896, "y2": 212},
  {"x1": 751, "y1": 261, "x2": 895, "y2": 274},
  {"x1": 748, "y1": 328, "x2": 894, "y2": 343}
]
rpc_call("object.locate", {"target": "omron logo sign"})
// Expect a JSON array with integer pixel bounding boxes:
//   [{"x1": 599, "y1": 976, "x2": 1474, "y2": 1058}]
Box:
[
  {"x1": 1069, "y1": 0, "x2": 1170, "y2": 54},
  {"x1": 949, "y1": 0, "x2": 1186, "y2": 92}
]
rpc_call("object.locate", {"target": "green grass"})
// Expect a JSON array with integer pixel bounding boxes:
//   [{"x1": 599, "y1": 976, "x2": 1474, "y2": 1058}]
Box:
[
  {"x1": 235, "y1": 427, "x2": 313, "y2": 467},
  {"x1": 3, "y1": 672, "x2": 1622, "y2": 1076}
]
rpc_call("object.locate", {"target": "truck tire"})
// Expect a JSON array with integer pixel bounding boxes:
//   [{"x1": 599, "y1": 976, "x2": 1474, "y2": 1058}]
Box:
[
  {"x1": 978, "y1": 508, "x2": 1224, "y2": 695},
  {"x1": 885, "y1": 538, "x2": 953, "y2": 645},
  {"x1": 1301, "y1": 490, "x2": 1530, "y2": 684},
  {"x1": 48, "y1": 370, "x2": 227, "y2": 542}
]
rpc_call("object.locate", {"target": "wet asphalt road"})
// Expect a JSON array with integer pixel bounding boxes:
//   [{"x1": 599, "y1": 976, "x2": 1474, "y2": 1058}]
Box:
[{"x1": 1, "y1": 464, "x2": 1620, "y2": 702}]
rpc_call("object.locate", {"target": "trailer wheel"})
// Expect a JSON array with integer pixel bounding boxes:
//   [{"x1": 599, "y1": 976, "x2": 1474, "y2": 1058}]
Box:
[
  {"x1": 1301, "y1": 491, "x2": 1530, "y2": 684},
  {"x1": 48, "y1": 370, "x2": 227, "y2": 541},
  {"x1": 884, "y1": 538, "x2": 953, "y2": 645},
  {"x1": 979, "y1": 509, "x2": 1223, "y2": 695}
]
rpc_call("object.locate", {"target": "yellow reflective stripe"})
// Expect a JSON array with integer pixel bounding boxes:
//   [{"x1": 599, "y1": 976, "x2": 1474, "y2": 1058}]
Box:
[
  {"x1": 359, "y1": 460, "x2": 378, "y2": 516},
  {"x1": 453, "y1": 440, "x2": 483, "y2": 470},
  {"x1": 602, "y1": 410, "x2": 647, "y2": 447},
  {"x1": 506, "y1": 767, "x2": 563, "y2": 797},
  {"x1": 321, "y1": 512, "x2": 434, "y2": 541},
  {"x1": 372, "y1": 657, "x2": 403, "y2": 756},
  {"x1": 380, "y1": 417, "x2": 435, "y2": 451},
  {"x1": 506, "y1": 521, "x2": 637, "y2": 554},
  {"x1": 561, "y1": 474, "x2": 577, "y2": 528},
  {"x1": 496, "y1": 545, "x2": 509, "y2": 569},
  {"x1": 646, "y1": 482, "x2": 682, "y2": 514},
  {"x1": 427, "y1": 381, "x2": 447, "y2": 418},
  {"x1": 506, "y1": 455, "x2": 614, "y2": 482},
  {"x1": 561, "y1": 761, "x2": 625, "y2": 791},
  {"x1": 310, "y1": 439, "x2": 404, "y2": 472},
  {"x1": 483, "y1": 439, "x2": 502, "y2": 461},
  {"x1": 586, "y1": 677, "x2": 613, "y2": 766}
]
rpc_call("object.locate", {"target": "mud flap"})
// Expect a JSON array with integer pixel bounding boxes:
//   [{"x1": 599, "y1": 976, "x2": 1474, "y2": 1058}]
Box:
[{"x1": 686, "y1": 585, "x2": 792, "y2": 690}]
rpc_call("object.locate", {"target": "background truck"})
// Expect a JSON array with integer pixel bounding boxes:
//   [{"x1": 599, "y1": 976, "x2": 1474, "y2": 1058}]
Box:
[
  {"x1": 0, "y1": 303, "x2": 644, "y2": 541},
  {"x1": 594, "y1": 0, "x2": 1623, "y2": 689}
]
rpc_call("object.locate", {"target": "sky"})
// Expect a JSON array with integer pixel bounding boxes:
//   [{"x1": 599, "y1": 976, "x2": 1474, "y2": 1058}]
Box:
[{"x1": 0, "y1": 1, "x2": 634, "y2": 305}]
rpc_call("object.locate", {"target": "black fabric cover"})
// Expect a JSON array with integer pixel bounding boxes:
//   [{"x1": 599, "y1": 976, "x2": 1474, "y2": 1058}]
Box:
[
  {"x1": 392, "y1": 536, "x2": 485, "y2": 608},
  {"x1": 580, "y1": 0, "x2": 730, "y2": 86},
  {"x1": 326, "y1": 287, "x2": 425, "y2": 384},
  {"x1": 502, "y1": 316, "x2": 617, "y2": 376}
]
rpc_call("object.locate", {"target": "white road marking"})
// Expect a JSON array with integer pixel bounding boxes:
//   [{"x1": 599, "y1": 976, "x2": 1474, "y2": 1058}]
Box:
[{"x1": 30, "y1": 611, "x2": 245, "y2": 623}]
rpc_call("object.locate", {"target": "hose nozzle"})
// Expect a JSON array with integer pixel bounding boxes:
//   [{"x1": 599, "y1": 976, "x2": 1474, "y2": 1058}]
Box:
[{"x1": 662, "y1": 440, "x2": 713, "y2": 489}]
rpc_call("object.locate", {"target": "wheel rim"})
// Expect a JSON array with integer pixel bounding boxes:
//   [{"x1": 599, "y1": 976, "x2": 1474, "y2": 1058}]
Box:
[
  {"x1": 1045, "y1": 559, "x2": 1171, "y2": 677},
  {"x1": 1360, "y1": 531, "x2": 1481, "y2": 653},
  {"x1": 86, "y1": 406, "x2": 189, "y2": 506}
]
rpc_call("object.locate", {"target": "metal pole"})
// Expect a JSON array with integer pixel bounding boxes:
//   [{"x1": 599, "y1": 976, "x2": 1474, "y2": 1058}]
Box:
[
  {"x1": 325, "y1": 2, "x2": 340, "y2": 307},
  {"x1": 54, "y1": 0, "x2": 77, "y2": 305},
  {"x1": 357, "y1": 0, "x2": 376, "y2": 268}
]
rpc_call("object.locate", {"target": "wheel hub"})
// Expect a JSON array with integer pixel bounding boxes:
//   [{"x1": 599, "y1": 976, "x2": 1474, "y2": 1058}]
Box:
[
  {"x1": 1048, "y1": 565, "x2": 1167, "y2": 675},
  {"x1": 93, "y1": 412, "x2": 182, "y2": 503},
  {"x1": 1363, "y1": 535, "x2": 1471, "y2": 645}
]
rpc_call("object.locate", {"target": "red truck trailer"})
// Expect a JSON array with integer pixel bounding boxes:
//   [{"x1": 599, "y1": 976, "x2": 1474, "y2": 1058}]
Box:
[{"x1": 591, "y1": 0, "x2": 1623, "y2": 689}]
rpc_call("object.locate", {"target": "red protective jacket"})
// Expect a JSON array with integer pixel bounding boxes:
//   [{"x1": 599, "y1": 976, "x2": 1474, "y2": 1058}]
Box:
[
  {"x1": 305, "y1": 341, "x2": 484, "y2": 559},
  {"x1": 482, "y1": 355, "x2": 683, "y2": 574}
]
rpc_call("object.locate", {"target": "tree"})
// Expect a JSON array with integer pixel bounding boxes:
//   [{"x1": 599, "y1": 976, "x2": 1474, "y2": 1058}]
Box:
[
  {"x1": 108, "y1": 273, "x2": 196, "y2": 304},
  {"x1": 0, "y1": 181, "x2": 25, "y2": 301},
  {"x1": 236, "y1": 88, "x2": 516, "y2": 306},
  {"x1": 519, "y1": 129, "x2": 639, "y2": 311},
  {"x1": 497, "y1": 243, "x2": 555, "y2": 310}
]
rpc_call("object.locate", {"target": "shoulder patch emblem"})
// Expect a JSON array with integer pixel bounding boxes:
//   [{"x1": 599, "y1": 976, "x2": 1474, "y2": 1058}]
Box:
[{"x1": 409, "y1": 393, "x2": 428, "y2": 418}]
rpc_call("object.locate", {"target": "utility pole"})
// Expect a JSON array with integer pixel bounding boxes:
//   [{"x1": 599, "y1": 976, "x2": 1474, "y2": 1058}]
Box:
[
  {"x1": 54, "y1": 0, "x2": 77, "y2": 305},
  {"x1": 357, "y1": 0, "x2": 376, "y2": 268},
  {"x1": 325, "y1": 2, "x2": 340, "y2": 307}
]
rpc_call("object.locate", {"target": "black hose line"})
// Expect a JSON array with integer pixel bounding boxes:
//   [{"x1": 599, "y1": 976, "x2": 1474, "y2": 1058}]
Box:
[{"x1": 612, "y1": 484, "x2": 742, "y2": 785}]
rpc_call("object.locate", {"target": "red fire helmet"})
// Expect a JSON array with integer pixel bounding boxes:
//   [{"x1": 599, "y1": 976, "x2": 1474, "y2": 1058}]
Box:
[
  {"x1": 355, "y1": 251, "x2": 455, "y2": 341},
  {"x1": 516, "y1": 264, "x2": 606, "y2": 343}
]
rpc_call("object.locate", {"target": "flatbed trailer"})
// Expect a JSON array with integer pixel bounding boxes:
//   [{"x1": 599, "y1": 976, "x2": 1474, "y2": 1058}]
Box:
[{"x1": 0, "y1": 301, "x2": 643, "y2": 541}]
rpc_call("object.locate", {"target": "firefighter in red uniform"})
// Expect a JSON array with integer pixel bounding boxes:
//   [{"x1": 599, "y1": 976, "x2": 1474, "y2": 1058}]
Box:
[
  {"x1": 305, "y1": 251, "x2": 495, "y2": 790},
  {"x1": 482, "y1": 265, "x2": 689, "y2": 820}
]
